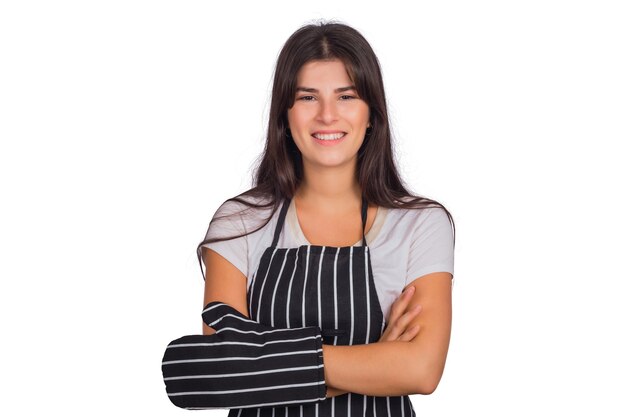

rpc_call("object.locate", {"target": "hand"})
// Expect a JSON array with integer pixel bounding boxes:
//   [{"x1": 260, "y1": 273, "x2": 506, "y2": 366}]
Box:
[{"x1": 379, "y1": 285, "x2": 423, "y2": 343}]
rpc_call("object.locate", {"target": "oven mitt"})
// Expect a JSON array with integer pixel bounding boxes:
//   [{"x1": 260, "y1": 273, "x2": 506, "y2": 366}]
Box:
[{"x1": 162, "y1": 301, "x2": 327, "y2": 409}]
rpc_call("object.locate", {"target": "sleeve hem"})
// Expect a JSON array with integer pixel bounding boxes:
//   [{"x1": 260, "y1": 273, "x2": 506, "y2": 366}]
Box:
[{"x1": 405, "y1": 263, "x2": 454, "y2": 286}]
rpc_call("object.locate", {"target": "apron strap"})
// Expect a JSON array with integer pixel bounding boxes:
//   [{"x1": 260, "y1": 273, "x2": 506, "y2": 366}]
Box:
[
  {"x1": 271, "y1": 197, "x2": 291, "y2": 248},
  {"x1": 361, "y1": 195, "x2": 368, "y2": 247}
]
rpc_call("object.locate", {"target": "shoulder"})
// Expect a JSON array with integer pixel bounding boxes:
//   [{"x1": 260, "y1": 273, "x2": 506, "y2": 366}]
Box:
[
  {"x1": 209, "y1": 191, "x2": 279, "y2": 235},
  {"x1": 213, "y1": 191, "x2": 274, "y2": 219},
  {"x1": 387, "y1": 197, "x2": 452, "y2": 229},
  {"x1": 382, "y1": 197, "x2": 455, "y2": 248}
]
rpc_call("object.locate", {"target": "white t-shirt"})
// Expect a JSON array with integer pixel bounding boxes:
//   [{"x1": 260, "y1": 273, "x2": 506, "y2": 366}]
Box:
[{"x1": 200, "y1": 194, "x2": 455, "y2": 321}]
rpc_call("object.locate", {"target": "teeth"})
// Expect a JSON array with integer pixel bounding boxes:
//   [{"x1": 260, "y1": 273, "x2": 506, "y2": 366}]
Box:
[{"x1": 313, "y1": 133, "x2": 346, "y2": 140}]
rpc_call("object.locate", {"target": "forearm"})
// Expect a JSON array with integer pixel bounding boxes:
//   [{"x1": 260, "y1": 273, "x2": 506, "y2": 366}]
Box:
[{"x1": 322, "y1": 341, "x2": 429, "y2": 397}]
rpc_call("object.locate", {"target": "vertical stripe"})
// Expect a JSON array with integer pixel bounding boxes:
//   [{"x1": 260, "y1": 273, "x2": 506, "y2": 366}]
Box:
[
  {"x1": 333, "y1": 247, "x2": 339, "y2": 344},
  {"x1": 349, "y1": 246, "x2": 355, "y2": 345},
  {"x1": 317, "y1": 246, "x2": 325, "y2": 327},
  {"x1": 271, "y1": 248, "x2": 290, "y2": 326},
  {"x1": 363, "y1": 395, "x2": 367, "y2": 417},
  {"x1": 348, "y1": 392, "x2": 352, "y2": 417},
  {"x1": 401, "y1": 395, "x2": 405, "y2": 417},
  {"x1": 373, "y1": 397, "x2": 377, "y2": 417},
  {"x1": 286, "y1": 249, "x2": 299, "y2": 328},
  {"x1": 365, "y1": 248, "x2": 371, "y2": 344},
  {"x1": 386, "y1": 397, "x2": 391, "y2": 417},
  {"x1": 302, "y1": 246, "x2": 310, "y2": 326}
]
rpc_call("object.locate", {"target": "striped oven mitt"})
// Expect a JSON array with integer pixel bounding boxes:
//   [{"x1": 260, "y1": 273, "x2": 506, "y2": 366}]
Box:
[{"x1": 162, "y1": 301, "x2": 327, "y2": 409}]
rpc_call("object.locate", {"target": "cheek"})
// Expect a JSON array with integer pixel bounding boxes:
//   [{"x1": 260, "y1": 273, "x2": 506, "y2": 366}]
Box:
[
  {"x1": 344, "y1": 105, "x2": 370, "y2": 124},
  {"x1": 287, "y1": 109, "x2": 306, "y2": 129}
]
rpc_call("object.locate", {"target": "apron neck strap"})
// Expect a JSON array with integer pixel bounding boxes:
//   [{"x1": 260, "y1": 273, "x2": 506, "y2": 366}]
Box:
[
  {"x1": 361, "y1": 195, "x2": 368, "y2": 247},
  {"x1": 271, "y1": 197, "x2": 291, "y2": 248}
]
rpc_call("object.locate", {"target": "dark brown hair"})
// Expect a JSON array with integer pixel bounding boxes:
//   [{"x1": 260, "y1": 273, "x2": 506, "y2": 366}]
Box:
[{"x1": 196, "y1": 19, "x2": 455, "y2": 279}]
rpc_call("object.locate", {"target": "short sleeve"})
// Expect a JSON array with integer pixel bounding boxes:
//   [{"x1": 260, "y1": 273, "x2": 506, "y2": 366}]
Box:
[
  {"x1": 200, "y1": 199, "x2": 249, "y2": 280},
  {"x1": 405, "y1": 207, "x2": 455, "y2": 285}
]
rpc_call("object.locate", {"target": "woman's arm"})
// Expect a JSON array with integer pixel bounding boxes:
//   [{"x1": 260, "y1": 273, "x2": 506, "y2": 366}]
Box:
[
  {"x1": 323, "y1": 271, "x2": 453, "y2": 397},
  {"x1": 201, "y1": 248, "x2": 249, "y2": 335}
]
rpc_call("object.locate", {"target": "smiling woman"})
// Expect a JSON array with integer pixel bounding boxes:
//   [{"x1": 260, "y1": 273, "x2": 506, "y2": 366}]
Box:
[{"x1": 162, "y1": 19, "x2": 456, "y2": 417}]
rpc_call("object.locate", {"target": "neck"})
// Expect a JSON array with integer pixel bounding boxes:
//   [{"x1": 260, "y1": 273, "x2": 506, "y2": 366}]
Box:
[{"x1": 295, "y1": 160, "x2": 362, "y2": 214}]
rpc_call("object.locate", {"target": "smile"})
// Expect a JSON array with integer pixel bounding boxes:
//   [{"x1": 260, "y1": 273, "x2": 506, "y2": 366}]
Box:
[
  {"x1": 311, "y1": 133, "x2": 347, "y2": 146},
  {"x1": 312, "y1": 132, "x2": 346, "y2": 140}
]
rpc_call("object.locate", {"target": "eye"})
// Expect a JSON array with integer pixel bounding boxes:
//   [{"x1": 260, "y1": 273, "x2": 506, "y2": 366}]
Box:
[{"x1": 296, "y1": 95, "x2": 358, "y2": 102}]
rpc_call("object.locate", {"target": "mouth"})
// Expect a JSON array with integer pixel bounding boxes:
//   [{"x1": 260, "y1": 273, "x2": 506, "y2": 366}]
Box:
[
  {"x1": 311, "y1": 132, "x2": 347, "y2": 141},
  {"x1": 311, "y1": 133, "x2": 346, "y2": 146}
]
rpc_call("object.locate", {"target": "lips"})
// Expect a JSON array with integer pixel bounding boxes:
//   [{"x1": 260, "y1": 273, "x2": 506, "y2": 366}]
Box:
[
  {"x1": 311, "y1": 132, "x2": 347, "y2": 146},
  {"x1": 311, "y1": 132, "x2": 347, "y2": 140}
]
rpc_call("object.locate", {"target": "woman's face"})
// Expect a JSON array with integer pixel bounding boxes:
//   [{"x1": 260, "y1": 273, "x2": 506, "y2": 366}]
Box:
[{"x1": 287, "y1": 59, "x2": 370, "y2": 170}]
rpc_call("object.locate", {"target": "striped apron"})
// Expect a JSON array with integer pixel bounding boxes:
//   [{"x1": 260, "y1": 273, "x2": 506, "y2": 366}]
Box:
[{"x1": 229, "y1": 197, "x2": 417, "y2": 417}]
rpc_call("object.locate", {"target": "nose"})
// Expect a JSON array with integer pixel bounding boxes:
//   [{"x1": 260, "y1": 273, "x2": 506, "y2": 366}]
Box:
[{"x1": 316, "y1": 98, "x2": 339, "y2": 124}]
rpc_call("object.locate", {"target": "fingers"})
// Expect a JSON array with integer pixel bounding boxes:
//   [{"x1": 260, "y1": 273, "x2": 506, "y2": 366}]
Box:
[
  {"x1": 388, "y1": 286, "x2": 416, "y2": 324},
  {"x1": 381, "y1": 302, "x2": 423, "y2": 342},
  {"x1": 392, "y1": 303, "x2": 422, "y2": 335},
  {"x1": 397, "y1": 324, "x2": 421, "y2": 342},
  {"x1": 388, "y1": 286, "x2": 420, "y2": 324}
]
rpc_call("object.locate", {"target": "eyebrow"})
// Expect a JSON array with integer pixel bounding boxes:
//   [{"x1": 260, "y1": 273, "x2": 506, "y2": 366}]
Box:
[{"x1": 295, "y1": 85, "x2": 357, "y2": 93}]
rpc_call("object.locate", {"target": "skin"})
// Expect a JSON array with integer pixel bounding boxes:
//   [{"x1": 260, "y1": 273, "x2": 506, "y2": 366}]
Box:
[{"x1": 203, "y1": 59, "x2": 453, "y2": 397}]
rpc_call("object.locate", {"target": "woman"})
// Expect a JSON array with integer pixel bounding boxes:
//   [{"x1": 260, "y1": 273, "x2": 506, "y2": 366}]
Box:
[{"x1": 165, "y1": 20, "x2": 455, "y2": 416}]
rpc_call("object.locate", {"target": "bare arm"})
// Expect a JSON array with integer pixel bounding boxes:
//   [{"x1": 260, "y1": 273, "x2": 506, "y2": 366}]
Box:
[
  {"x1": 322, "y1": 272, "x2": 453, "y2": 396},
  {"x1": 202, "y1": 247, "x2": 250, "y2": 332}
]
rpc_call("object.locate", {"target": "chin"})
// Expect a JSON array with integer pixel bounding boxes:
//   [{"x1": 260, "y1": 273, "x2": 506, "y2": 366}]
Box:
[{"x1": 307, "y1": 156, "x2": 358, "y2": 168}]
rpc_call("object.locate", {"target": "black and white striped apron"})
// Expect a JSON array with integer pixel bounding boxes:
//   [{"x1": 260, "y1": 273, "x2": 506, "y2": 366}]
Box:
[{"x1": 229, "y1": 196, "x2": 417, "y2": 417}]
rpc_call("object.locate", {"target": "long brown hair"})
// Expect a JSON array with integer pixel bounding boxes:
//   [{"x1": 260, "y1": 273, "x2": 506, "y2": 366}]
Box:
[{"x1": 196, "y1": 20, "x2": 455, "y2": 279}]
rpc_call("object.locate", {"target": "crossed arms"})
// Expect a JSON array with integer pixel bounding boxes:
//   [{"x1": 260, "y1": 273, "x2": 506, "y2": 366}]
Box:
[{"x1": 201, "y1": 248, "x2": 453, "y2": 398}]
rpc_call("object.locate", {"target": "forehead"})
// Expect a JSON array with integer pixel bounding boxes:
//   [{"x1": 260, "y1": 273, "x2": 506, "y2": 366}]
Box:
[{"x1": 296, "y1": 59, "x2": 352, "y2": 85}]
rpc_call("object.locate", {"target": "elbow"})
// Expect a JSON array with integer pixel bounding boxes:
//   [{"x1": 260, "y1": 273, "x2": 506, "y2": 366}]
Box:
[
  {"x1": 417, "y1": 377, "x2": 440, "y2": 396},
  {"x1": 407, "y1": 362, "x2": 445, "y2": 395},
  {"x1": 411, "y1": 376, "x2": 440, "y2": 396}
]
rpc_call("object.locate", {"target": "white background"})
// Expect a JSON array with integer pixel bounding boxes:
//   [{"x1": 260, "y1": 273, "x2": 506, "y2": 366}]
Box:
[{"x1": 1, "y1": 1, "x2": 625, "y2": 415}]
